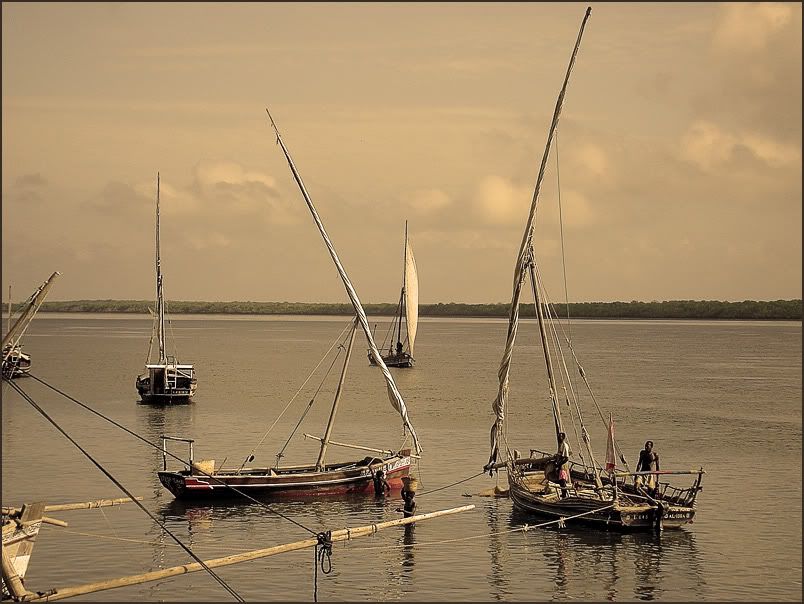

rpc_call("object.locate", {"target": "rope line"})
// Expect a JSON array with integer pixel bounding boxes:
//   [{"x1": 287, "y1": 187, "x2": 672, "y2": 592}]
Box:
[
  {"x1": 7, "y1": 379, "x2": 245, "y2": 603},
  {"x1": 240, "y1": 319, "x2": 353, "y2": 470},
  {"x1": 25, "y1": 372, "x2": 318, "y2": 536},
  {"x1": 313, "y1": 531, "x2": 333, "y2": 602},
  {"x1": 415, "y1": 472, "x2": 486, "y2": 497},
  {"x1": 346, "y1": 503, "x2": 617, "y2": 552}
]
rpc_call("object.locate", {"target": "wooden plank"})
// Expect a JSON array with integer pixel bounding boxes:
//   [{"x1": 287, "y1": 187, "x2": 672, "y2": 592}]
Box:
[{"x1": 27, "y1": 504, "x2": 475, "y2": 602}]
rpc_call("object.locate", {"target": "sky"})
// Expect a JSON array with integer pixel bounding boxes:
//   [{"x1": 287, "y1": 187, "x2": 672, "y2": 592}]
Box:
[{"x1": 2, "y1": 2, "x2": 801, "y2": 304}]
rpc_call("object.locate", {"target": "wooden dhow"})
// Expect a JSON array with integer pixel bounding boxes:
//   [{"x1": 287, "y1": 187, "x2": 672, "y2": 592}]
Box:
[
  {"x1": 157, "y1": 112, "x2": 423, "y2": 500},
  {"x1": 369, "y1": 221, "x2": 419, "y2": 368},
  {"x1": 2, "y1": 272, "x2": 61, "y2": 379},
  {"x1": 483, "y1": 6, "x2": 704, "y2": 532}
]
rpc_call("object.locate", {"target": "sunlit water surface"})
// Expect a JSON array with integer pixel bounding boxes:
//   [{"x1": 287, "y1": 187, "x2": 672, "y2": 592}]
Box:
[{"x1": 2, "y1": 315, "x2": 801, "y2": 601}]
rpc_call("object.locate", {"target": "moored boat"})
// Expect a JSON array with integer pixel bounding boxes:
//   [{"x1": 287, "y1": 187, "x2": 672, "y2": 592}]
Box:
[
  {"x1": 369, "y1": 221, "x2": 419, "y2": 368},
  {"x1": 157, "y1": 112, "x2": 422, "y2": 501},
  {"x1": 483, "y1": 6, "x2": 704, "y2": 532},
  {"x1": 2, "y1": 272, "x2": 60, "y2": 380},
  {"x1": 136, "y1": 173, "x2": 197, "y2": 404}
]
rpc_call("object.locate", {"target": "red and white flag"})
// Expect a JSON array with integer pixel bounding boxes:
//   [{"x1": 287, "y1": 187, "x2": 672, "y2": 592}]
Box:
[{"x1": 605, "y1": 413, "x2": 616, "y2": 473}]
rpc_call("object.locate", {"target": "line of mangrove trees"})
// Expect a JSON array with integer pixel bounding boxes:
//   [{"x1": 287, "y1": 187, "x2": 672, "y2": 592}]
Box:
[{"x1": 34, "y1": 299, "x2": 802, "y2": 320}]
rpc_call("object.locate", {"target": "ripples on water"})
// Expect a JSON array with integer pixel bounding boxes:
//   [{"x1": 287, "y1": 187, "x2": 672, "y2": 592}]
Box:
[{"x1": 2, "y1": 316, "x2": 801, "y2": 601}]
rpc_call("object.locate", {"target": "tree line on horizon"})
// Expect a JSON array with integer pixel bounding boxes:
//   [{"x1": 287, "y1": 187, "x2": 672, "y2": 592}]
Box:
[{"x1": 32, "y1": 299, "x2": 803, "y2": 320}]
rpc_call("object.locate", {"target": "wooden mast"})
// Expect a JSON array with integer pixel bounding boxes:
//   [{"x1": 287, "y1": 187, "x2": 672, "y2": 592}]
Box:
[
  {"x1": 397, "y1": 220, "x2": 408, "y2": 352},
  {"x1": 315, "y1": 318, "x2": 358, "y2": 470},
  {"x1": 155, "y1": 173, "x2": 166, "y2": 364},
  {"x1": 527, "y1": 257, "x2": 563, "y2": 442}
]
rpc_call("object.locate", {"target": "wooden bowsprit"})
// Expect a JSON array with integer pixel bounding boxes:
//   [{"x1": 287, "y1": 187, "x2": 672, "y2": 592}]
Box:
[{"x1": 22, "y1": 504, "x2": 475, "y2": 602}]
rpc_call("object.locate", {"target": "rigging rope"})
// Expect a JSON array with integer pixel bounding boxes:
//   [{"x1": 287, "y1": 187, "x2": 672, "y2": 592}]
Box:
[
  {"x1": 414, "y1": 471, "x2": 485, "y2": 497},
  {"x1": 6, "y1": 379, "x2": 245, "y2": 603},
  {"x1": 275, "y1": 342, "x2": 345, "y2": 466},
  {"x1": 25, "y1": 373, "x2": 318, "y2": 536},
  {"x1": 313, "y1": 531, "x2": 333, "y2": 602},
  {"x1": 531, "y1": 268, "x2": 630, "y2": 471},
  {"x1": 347, "y1": 502, "x2": 618, "y2": 552},
  {"x1": 239, "y1": 319, "x2": 353, "y2": 471}
]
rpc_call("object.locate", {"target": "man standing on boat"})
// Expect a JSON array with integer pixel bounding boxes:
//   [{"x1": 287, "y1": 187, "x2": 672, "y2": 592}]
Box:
[
  {"x1": 635, "y1": 440, "x2": 660, "y2": 497},
  {"x1": 556, "y1": 432, "x2": 571, "y2": 498}
]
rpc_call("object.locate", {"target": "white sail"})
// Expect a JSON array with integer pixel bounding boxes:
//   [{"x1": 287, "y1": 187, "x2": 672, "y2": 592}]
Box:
[
  {"x1": 487, "y1": 7, "x2": 592, "y2": 469},
  {"x1": 404, "y1": 235, "x2": 419, "y2": 356},
  {"x1": 266, "y1": 110, "x2": 422, "y2": 454}
]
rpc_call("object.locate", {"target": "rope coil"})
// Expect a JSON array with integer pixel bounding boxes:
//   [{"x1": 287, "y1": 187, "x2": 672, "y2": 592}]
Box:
[{"x1": 313, "y1": 531, "x2": 333, "y2": 602}]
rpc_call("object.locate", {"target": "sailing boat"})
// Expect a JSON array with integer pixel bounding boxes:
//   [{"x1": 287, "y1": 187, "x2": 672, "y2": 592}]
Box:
[
  {"x1": 156, "y1": 112, "x2": 421, "y2": 500},
  {"x1": 484, "y1": 7, "x2": 704, "y2": 531},
  {"x1": 135, "y1": 174, "x2": 197, "y2": 404},
  {"x1": 2, "y1": 272, "x2": 61, "y2": 379},
  {"x1": 369, "y1": 222, "x2": 418, "y2": 368}
]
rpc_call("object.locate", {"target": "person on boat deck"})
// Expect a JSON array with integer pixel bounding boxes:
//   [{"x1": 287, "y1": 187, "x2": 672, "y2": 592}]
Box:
[
  {"x1": 555, "y1": 432, "x2": 571, "y2": 498},
  {"x1": 396, "y1": 341, "x2": 404, "y2": 356},
  {"x1": 373, "y1": 469, "x2": 391, "y2": 497},
  {"x1": 635, "y1": 440, "x2": 660, "y2": 497}
]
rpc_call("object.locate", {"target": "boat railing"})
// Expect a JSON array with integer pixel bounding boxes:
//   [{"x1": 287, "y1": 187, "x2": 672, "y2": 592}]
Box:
[{"x1": 160, "y1": 435, "x2": 194, "y2": 472}]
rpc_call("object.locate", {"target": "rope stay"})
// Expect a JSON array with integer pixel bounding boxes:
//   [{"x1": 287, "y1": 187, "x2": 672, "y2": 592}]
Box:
[
  {"x1": 239, "y1": 319, "x2": 354, "y2": 471},
  {"x1": 274, "y1": 339, "x2": 346, "y2": 467},
  {"x1": 22, "y1": 373, "x2": 318, "y2": 536},
  {"x1": 6, "y1": 379, "x2": 245, "y2": 603}
]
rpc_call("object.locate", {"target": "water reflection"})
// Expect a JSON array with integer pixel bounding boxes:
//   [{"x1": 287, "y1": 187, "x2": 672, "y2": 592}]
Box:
[
  {"x1": 486, "y1": 499, "x2": 511, "y2": 600},
  {"x1": 506, "y1": 507, "x2": 705, "y2": 601}
]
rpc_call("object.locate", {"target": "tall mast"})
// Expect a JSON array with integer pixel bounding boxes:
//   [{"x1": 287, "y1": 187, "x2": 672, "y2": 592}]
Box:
[
  {"x1": 156, "y1": 173, "x2": 166, "y2": 364},
  {"x1": 316, "y1": 318, "x2": 358, "y2": 470},
  {"x1": 399, "y1": 221, "x2": 407, "y2": 348},
  {"x1": 527, "y1": 255, "x2": 563, "y2": 440},
  {"x1": 487, "y1": 6, "x2": 592, "y2": 468},
  {"x1": 266, "y1": 109, "x2": 422, "y2": 454}
]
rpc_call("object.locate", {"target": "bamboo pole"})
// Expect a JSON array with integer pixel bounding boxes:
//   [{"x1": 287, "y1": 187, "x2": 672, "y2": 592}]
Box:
[
  {"x1": 28, "y1": 505, "x2": 475, "y2": 602},
  {"x1": 3, "y1": 498, "x2": 142, "y2": 515},
  {"x1": 2, "y1": 544, "x2": 32, "y2": 599}
]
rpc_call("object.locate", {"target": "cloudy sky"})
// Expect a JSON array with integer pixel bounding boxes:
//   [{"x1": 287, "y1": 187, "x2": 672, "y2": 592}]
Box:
[{"x1": 2, "y1": 2, "x2": 801, "y2": 304}]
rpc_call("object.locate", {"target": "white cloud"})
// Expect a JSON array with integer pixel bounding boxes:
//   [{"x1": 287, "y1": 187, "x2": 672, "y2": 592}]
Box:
[
  {"x1": 473, "y1": 175, "x2": 532, "y2": 225},
  {"x1": 713, "y1": 2, "x2": 794, "y2": 53},
  {"x1": 406, "y1": 188, "x2": 452, "y2": 214},
  {"x1": 679, "y1": 120, "x2": 801, "y2": 171}
]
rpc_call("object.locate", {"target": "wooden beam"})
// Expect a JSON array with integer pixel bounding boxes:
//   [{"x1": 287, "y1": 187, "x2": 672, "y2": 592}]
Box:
[
  {"x1": 27, "y1": 504, "x2": 475, "y2": 602},
  {"x1": 3, "y1": 497, "x2": 142, "y2": 516}
]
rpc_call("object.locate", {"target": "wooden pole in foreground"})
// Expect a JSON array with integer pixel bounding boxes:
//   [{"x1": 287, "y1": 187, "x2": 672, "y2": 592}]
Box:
[
  {"x1": 3, "y1": 497, "x2": 142, "y2": 516},
  {"x1": 27, "y1": 504, "x2": 475, "y2": 602}
]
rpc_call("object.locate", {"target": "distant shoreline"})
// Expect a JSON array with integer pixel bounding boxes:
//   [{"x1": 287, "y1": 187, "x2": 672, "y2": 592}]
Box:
[{"x1": 33, "y1": 299, "x2": 803, "y2": 320}]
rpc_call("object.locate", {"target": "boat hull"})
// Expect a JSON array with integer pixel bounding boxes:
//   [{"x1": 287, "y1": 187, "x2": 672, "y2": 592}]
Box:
[
  {"x1": 136, "y1": 370, "x2": 197, "y2": 404},
  {"x1": 158, "y1": 454, "x2": 412, "y2": 500},
  {"x1": 368, "y1": 351, "x2": 415, "y2": 368},
  {"x1": 2, "y1": 346, "x2": 31, "y2": 379},
  {"x1": 508, "y1": 473, "x2": 695, "y2": 531}
]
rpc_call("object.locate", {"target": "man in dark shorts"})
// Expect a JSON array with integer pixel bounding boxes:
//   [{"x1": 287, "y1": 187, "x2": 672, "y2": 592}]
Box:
[{"x1": 635, "y1": 440, "x2": 660, "y2": 497}]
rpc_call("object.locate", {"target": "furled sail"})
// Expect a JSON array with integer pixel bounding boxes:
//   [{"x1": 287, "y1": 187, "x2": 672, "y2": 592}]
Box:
[
  {"x1": 404, "y1": 234, "x2": 418, "y2": 356},
  {"x1": 2, "y1": 271, "x2": 61, "y2": 360},
  {"x1": 266, "y1": 109, "x2": 422, "y2": 454},
  {"x1": 487, "y1": 7, "x2": 592, "y2": 469}
]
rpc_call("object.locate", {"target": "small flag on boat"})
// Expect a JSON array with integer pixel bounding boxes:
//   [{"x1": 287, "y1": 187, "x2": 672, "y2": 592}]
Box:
[{"x1": 605, "y1": 413, "x2": 616, "y2": 473}]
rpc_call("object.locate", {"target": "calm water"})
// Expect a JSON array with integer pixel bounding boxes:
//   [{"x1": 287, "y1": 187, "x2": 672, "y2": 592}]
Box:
[{"x1": 2, "y1": 315, "x2": 801, "y2": 601}]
